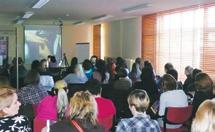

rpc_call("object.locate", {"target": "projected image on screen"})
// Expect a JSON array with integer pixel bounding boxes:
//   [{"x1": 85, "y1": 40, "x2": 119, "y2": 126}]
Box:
[{"x1": 25, "y1": 25, "x2": 61, "y2": 64}]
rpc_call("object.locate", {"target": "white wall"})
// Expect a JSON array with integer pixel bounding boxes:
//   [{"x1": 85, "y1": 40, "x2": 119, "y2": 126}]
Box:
[
  {"x1": 0, "y1": 19, "x2": 93, "y2": 64},
  {"x1": 103, "y1": 17, "x2": 141, "y2": 59}
]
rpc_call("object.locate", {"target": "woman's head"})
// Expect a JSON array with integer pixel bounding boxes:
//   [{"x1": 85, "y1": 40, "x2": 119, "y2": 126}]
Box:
[
  {"x1": 54, "y1": 80, "x2": 68, "y2": 114},
  {"x1": 0, "y1": 87, "x2": 21, "y2": 117},
  {"x1": 141, "y1": 67, "x2": 154, "y2": 82},
  {"x1": 161, "y1": 74, "x2": 177, "y2": 92},
  {"x1": 24, "y1": 70, "x2": 40, "y2": 85},
  {"x1": 184, "y1": 66, "x2": 193, "y2": 76},
  {"x1": 131, "y1": 63, "x2": 137, "y2": 73},
  {"x1": 128, "y1": 89, "x2": 150, "y2": 113},
  {"x1": 68, "y1": 91, "x2": 97, "y2": 125},
  {"x1": 70, "y1": 57, "x2": 78, "y2": 66},
  {"x1": 191, "y1": 99, "x2": 215, "y2": 132},
  {"x1": 164, "y1": 63, "x2": 174, "y2": 73},
  {"x1": 194, "y1": 73, "x2": 213, "y2": 93}
]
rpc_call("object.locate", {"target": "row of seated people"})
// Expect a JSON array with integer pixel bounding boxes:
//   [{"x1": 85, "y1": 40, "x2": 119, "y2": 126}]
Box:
[
  {"x1": 0, "y1": 78, "x2": 214, "y2": 132},
  {"x1": 1, "y1": 56, "x2": 215, "y2": 131}
]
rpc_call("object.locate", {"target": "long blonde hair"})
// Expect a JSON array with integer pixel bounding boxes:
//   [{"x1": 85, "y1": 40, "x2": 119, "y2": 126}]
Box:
[
  {"x1": 191, "y1": 99, "x2": 215, "y2": 132},
  {"x1": 68, "y1": 91, "x2": 97, "y2": 125}
]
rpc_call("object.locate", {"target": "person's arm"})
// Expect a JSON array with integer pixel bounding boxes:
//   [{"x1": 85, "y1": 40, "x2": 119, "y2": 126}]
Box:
[
  {"x1": 116, "y1": 120, "x2": 126, "y2": 132},
  {"x1": 158, "y1": 93, "x2": 166, "y2": 116}
]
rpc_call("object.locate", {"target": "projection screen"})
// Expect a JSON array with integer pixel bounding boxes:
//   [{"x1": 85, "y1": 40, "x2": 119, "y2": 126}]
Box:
[{"x1": 24, "y1": 25, "x2": 61, "y2": 64}]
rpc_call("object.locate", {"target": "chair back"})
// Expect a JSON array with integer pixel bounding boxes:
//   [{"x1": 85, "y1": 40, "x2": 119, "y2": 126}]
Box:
[
  {"x1": 165, "y1": 105, "x2": 192, "y2": 124},
  {"x1": 67, "y1": 83, "x2": 85, "y2": 99}
]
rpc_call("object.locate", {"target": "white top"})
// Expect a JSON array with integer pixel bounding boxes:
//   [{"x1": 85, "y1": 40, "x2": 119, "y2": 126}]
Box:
[
  {"x1": 159, "y1": 90, "x2": 188, "y2": 116},
  {"x1": 40, "y1": 75, "x2": 54, "y2": 91}
]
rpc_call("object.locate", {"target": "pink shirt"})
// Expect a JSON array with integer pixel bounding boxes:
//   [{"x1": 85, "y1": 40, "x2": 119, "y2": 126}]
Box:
[
  {"x1": 95, "y1": 97, "x2": 116, "y2": 132},
  {"x1": 35, "y1": 96, "x2": 57, "y2": 121}
]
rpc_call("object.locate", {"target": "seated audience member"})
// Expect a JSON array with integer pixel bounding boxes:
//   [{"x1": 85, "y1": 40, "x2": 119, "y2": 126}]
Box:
[
  {"x1": 106, "y1": 58, "x2": 117, "y2": 81},
  {"x1": 36, "y1": 59, "x2": 54, "y2": 91},
  {"x1": 48, "y1": 91, "x2": 104, "y2": 132},
  {"x1": 133, "y1": 67, "x2": 159, "y2": 110},
  {"x1": 49, "y1": 56, "x2": 58, "y2": 68},
  {"x1": 9, "y1": 57, "x2": 27, "y2": 88},
  {"x1": 85, "y1": 79, "x2": 116, "y2": 131},
  {"x1": 82, "y1": 59, "x2": 93, "y2": 79},
  {"x1": 183, "y1": 66, "x2": 193, "y2": 93},
  {"x1": 64, "y1": 64, "x2": 87, "y2": 84},
  {"x1": 192, "y1": 73, "x2": 214, "y2": 118},
  {"x1": 66, "y1": 57, "x2": 78, "y2": 75},
  {"x1": 31, "y1": 60, "x2": 40, "y2": 71},
  {"x1": 17, "y1": 70, "x2": 48, "y2": 105},
  {"x1": 90, "y1": 55, "x2": 98, "y2": 70},
  {"x1": 93, "y1": 59, "x2": 110, "y2": 84},
  {"x1": 158, "y1": 74, "x2": 188, "y2": 129},
  {"x1": 116, "y1": 89, "x2": 160, "y2": 132},
  {"x1": 187, "y1": 68, "x2": 202, "y2": 93},
  {"x1": 39, "y1": 59, "x2": 50, "y2": 74},
  {"x1": 113, "y1": 68, "x2": 132, "y2": 91},
  {"x1": 167, "y1": 69, "x2": 183, "y2": 89},
  {"x1": 70, "y1": 57, "x2": 78, "y2": 67},
  {"x1": 115, "y1": 57, "x2": 129, "y2": 75},
  {"x1": 164, "y1": 62, "x2": 174, "y2": 73},
  {"x1": 36, "y1": 80, "x2": 68, "y2": 121},
  {"x1": 134, "y1": 58, "x2": 143, "y2": 78},
  {"x1": 129, "y1": 63, "x2": 141, "y2": 84},
  {"x1": 0, "y1": 87, "x2": 31, "y2": 131},
  {"x1": 191, "y1": 99, "x2": 215, "y2": 132}
]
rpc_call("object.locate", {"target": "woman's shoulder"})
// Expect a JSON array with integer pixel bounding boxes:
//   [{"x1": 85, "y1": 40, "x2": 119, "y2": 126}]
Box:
[{"x1": 0, "y1": 115, "x2": 31, "y2": 132}]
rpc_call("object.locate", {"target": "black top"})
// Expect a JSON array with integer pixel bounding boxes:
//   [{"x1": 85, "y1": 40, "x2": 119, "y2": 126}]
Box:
[
  {"x1": 192, "y1": 91, "x2": 213, "y2": 118},
  {"x1": 0, "y1": 115, "x2": 31, "y2": 132},
  {"x1": 50, "y1": 119, "x2": 104, "y2": 132}
]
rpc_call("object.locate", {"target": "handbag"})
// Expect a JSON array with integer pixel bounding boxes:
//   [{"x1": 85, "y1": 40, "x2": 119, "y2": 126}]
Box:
[{"x1": 70, "y1": 120, "x2": 84, "y2": 132}]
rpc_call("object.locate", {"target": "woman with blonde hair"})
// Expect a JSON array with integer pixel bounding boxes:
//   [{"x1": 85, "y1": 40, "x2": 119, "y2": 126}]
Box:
[
  {"x1": 36, "y1": 80, "x2": 68, "y2": 121},
  {"x1": 50, "y1": 91, "x2": 104, "y2": 132},
  {"x1": 191, "y1": 99, "x2": 215, "y2": 132},
  {"x1": 0, "y1": 87, "x2": 31, "y2": 131}
]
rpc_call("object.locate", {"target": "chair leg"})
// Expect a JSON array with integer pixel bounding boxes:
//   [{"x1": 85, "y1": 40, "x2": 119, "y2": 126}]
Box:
[{"x1": 163, "y1": 121, "x2": 166, "y2": 132}]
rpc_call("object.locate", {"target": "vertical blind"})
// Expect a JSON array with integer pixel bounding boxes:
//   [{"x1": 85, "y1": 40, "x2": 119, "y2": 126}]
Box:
[
  {"x1": 142, "y1": 15, "x2": 157, "y2": 68},
  {"x1": 93, "y1": 24, "x2": 101, "y2": 58},
  {"x1": 155, "y1": 4, "x2": 215, "y2": 81}
]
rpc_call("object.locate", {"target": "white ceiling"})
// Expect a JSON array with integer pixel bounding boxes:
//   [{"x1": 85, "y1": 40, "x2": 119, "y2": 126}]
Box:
[{"x1": 0, "y1": 0, "x2": 214, "y2": 24}]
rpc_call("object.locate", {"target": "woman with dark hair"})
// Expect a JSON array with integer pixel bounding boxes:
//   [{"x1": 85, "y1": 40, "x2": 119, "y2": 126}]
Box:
[
  {"x1": 106, "y1": 58, "x2": 117, "y2": 82},
  {"x1": 133, "y1": 67, "x2": 159, "y2": 108},
  {"x1": 192, "y1": 73, "x2": 214, "y2": 118},
  {"x1": 129, "y1": 63, "x2": 139, "y2": 84},
  {"x1": 17, "y1": 70, "x2": 48, "y2": 105},
  {"x1": 93, "y1": 59, "x2": 109, "y2": 84},
  {"x1": 82, "y1": 59, "x2": 93, "y2": 79},
  {"x1": 70, "y1": 57, "x2": 78, "y2": 67},
  {"x1": 49, "y1": 56, "x2": 58, "y2": 68}
]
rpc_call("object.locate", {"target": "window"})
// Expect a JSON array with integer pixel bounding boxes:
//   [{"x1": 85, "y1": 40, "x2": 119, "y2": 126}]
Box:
[{"x1": 155, "y1": 5, "x2": 215, "y2": 81}]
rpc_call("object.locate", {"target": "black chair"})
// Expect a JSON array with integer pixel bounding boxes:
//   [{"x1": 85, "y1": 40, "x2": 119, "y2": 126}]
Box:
[{"x1": 67, "y1": 83, "x2": 85, "y2": 99}]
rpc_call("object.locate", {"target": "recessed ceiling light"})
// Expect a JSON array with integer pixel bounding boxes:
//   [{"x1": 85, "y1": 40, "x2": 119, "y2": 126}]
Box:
[
  {"x1": 72, "y1": 21, "x2": 84, "y2": 25},
  {"x1": 122, "y1": 3, "x2": 152, "y2": 13},
  {"x1": 91, "y1": 14, "x2": 113, "y2": 22},
  {"x1": 32, "y1": 0, "x2": 50, "y2": 9},
  {"x1": 22, "y1": 11, "x2": 34, "y2": 19}
]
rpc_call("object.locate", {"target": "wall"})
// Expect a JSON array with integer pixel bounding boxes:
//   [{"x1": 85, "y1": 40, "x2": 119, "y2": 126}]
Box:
[
  {"x1": 103, "y1": 17, "x2": 141, "y2": 59},
  {"x1": 62, "y1": 24, "x2": 93, "y2": 63},
  {"x1": 0, "y1": 19, "x2": 93, "y2": 65}
]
